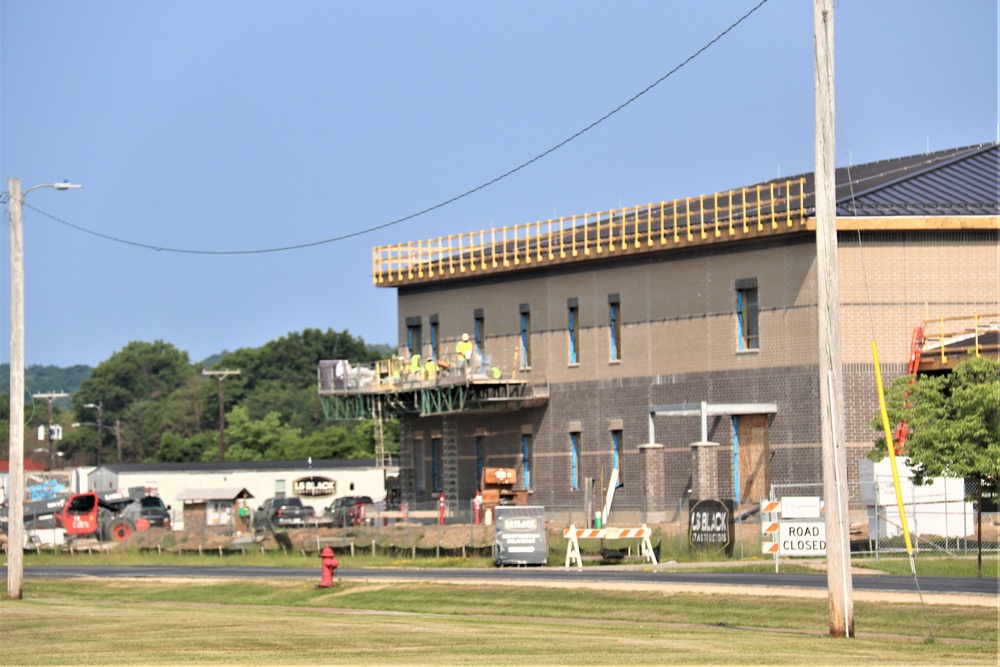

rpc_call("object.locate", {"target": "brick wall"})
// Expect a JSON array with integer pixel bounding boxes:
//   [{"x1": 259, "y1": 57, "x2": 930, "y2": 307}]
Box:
[{"x1": 394, "y1": 228, "x2": 997, "y2": 509}]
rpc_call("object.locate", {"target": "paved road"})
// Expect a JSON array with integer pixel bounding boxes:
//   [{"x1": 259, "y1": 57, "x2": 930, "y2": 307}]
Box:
[{"x1": 4, "y1": 564, "x2": 997, "y2": 597}]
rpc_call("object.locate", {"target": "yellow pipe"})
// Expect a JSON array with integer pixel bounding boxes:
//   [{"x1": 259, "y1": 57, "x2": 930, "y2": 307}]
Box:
[
  {"x1": 756, "y1": 185, "x2": 763, "y2": 231},
  {"x1": 635, "y1": 205, "x2": 642, "y2": 248},
  {"x1": 673, "y1": 199, "x2": 680, "y2": 243},
  {"x1": 728, "y1": 191, "x2": 734, "y2": 236},
  {"x1": 769, "y1": 183, "x2": 777, "y2": 229},
  {"x1": 741, "y1": 187, "x2": 748, "y2": 233},
  {"x1": 975, "y1": 314, "x2": 981, "y2": 357},
  {"x1": 872, "y1": 340, "x2": 915, "y2": 555},
  {"x1": 686, "y1": 199, "x2": 693, "y2": 241},
  {"x1": 940, "y1": 317, "x2": 947, "y2": 364},
  {"x1": 559, "y1": 215, "x2": 587, "y2": 259},
  {"x1": 647, "y1": 204, "x2": 654, "y2": 247},
  {"x1": 659, "y1": 202, "x2": 667, "y2": 245},
  {"x1": 785, "y1": 180, "x2": 793, "y2": 227},
  {"x1": 713, "y1": 193, "x2": 721, "y2": 237},
  {"x1": 699, "y1": 194, "x2": 707, "y2": 239}
]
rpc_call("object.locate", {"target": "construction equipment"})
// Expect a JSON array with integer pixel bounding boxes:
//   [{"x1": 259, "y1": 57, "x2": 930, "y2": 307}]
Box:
[{"x1": 6, "y1": 487, "x2": 166, "y2": 543}]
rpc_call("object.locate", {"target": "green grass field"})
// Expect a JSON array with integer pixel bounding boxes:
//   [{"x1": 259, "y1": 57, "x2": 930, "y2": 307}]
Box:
[{"x1": 1, "y1": 579, "x2": 995, "y2": 666}]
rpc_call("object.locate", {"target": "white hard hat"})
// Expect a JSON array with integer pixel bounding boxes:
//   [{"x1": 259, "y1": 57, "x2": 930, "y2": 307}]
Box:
[{"x1": 462, "y1": 333, "x2": 469, "y2": 341}]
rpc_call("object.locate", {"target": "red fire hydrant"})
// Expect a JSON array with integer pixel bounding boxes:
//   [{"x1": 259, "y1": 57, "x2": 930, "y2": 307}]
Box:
[{"x1": 318, "y1": 546, "x2": 339, "y2": 588}]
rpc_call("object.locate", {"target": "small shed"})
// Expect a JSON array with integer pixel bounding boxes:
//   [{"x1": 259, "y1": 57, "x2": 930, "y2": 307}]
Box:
[{"x1": 176, "y1": 487, "x2": 254, "y2": 535}]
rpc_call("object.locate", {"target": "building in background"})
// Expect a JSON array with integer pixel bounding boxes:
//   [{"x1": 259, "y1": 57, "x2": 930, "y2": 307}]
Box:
[
  {"x1": 319, "y1": 143, "x2": 998, "y2": 524},
  {"x1": 88, "y1": 459, "x2": 392, "y2": 530}
]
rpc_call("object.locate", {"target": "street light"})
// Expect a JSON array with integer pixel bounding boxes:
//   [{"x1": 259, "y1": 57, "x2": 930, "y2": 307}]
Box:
[
  {"x1": 83, "y1": 402, "x2": 104, "y2": 465},
  {"x1": 7, "y1": 177, "x2": 82, "y2": 601}
]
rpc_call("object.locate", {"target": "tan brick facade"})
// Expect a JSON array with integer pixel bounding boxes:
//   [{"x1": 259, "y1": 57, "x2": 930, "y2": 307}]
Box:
[{"x1": 392, "y1": 224, "x2": 998, "y2": 519}]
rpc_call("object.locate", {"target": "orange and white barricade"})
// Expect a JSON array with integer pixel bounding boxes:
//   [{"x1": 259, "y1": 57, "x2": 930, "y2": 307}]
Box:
[{"x1": 563, "y1": 524, "x2": 657, "y2": 570}]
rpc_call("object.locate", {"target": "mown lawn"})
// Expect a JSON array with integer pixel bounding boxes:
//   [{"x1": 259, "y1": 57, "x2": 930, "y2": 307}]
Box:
[{"x1": 1, "y1": 579, "x2": 994, "y2": 666}]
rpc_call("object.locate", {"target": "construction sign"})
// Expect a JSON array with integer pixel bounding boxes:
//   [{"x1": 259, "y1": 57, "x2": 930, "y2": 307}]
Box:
[
  {"x1": 688, "y1": 498, "x2": 734, "y2": 556},
  {"x1": 494, "y1": 506, "x2": 547, "y2": 566},
  {"x1": 760, "y1": 497, "x2": 827, "y2": 557}
]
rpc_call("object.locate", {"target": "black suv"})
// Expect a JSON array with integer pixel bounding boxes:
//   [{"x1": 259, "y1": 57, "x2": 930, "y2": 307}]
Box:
[
  {"x1": 324, "y1": 496, "x2": 374, "y2": 526},
  {"x1": 138, "y1": 496, "x2": 171, "y2": 528}
]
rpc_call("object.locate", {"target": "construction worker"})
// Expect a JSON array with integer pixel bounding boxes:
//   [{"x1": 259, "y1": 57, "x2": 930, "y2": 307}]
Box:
[
  {"x1": 424, "y1": 356, "x2": 438, "y2": 380},
  {"x1": 409, "y1": 352, "x2": 422, "y2": 380},
  {"x1": 456, "y1": 333, "x2": 474, "y2": 378}
]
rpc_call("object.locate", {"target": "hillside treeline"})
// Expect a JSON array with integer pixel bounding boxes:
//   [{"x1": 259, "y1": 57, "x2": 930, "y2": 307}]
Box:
[{"x1": 0, "y1": 329, "x2": 398, "y2": 466}]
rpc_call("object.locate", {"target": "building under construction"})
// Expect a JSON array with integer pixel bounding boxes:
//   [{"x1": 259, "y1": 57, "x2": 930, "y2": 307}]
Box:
[{"x1": 319, "y1": 142, "x2": 999, "y2": 522}]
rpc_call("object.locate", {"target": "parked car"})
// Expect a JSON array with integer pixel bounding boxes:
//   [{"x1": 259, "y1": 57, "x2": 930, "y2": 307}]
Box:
[
  {"x1": 137, "y1": 495, "x2": 172, "y2": 528},
  {"x1": 323, "y1": 496, "x2": 374, "y2": 527},
  {"x1": 253, "y1": 497, "x2": 315, "y2": 531}
]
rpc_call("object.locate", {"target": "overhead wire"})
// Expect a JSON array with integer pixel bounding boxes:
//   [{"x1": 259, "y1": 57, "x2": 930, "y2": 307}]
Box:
[{"x1": 3, "y1": 0, "x2": 772, "y2": 256}]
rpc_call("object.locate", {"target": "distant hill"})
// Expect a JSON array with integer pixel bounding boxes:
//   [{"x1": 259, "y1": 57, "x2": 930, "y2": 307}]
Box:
[{"x1": 0, "y1": 364, "x2": 91, "y2": 409}]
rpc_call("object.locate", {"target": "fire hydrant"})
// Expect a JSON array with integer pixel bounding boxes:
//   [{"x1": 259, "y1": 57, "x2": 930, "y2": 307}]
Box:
[{"x1": 318, "y1": 546, "x2": 339, "y2": 588}]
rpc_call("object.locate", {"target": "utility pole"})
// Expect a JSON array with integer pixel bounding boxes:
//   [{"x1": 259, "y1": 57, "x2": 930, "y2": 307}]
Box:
[
  {"x1": 202, "y1": 369, "x2": 241, "y2": 461},
  {"x1": 84, "y1": 402, "x2": 104, "y2": 466},
  {"x1": 33, "y1": 392, "x2": 69, "y2": 469},
  {"x1": 7, "y1": 177, "x2": 26, "y2": 601},
  {"x1": 6, "y1": 176, "x2": 82, "y2": 602},
  {"x1": 815, "y1": 0, "x2": 854, "y2": 638}
]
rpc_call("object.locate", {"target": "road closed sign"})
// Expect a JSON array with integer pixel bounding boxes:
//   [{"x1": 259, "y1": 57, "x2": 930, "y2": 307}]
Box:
[{"x1": 778, "y1": 520, "x2": 827, "y2": 556}]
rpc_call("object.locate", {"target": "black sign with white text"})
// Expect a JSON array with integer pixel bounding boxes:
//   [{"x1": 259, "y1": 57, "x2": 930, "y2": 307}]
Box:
[{"x1": 689, "y1": 498, "x2": 734, "y2": 556}]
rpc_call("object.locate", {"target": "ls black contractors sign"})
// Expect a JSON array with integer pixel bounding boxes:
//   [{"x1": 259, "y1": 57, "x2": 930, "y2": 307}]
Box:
[
  {"x1": 495, "y1": 506, "x2": 547, "y2": 566},
  {"x1": 293, "y1": 476, "x2": 336, "y2": 497},
  {"x1": 689, "y1": 498, "x2": 734, "y2": 556}
]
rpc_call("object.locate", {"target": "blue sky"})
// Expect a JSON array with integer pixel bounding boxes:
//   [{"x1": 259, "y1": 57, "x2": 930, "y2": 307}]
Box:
[{"x1": 1, "y1": 1, "x2": 996, "y2": 368}]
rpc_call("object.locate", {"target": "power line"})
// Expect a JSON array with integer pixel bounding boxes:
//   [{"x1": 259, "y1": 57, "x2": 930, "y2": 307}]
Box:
[{"x1": 6, "y1": 0, "x2": 772, "y2": 256}]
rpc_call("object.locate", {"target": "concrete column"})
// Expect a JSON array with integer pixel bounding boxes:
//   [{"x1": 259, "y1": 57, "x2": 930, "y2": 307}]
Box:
[
  {"x1": 690, "y1": 441, "x2": 720, "y2": 501},
  {"x1": 638, "y1": 443, "x2": 666, "y2": 522}
]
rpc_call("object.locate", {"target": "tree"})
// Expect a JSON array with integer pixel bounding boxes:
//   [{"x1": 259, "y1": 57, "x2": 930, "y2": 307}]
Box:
[
  {"x1": 72, "y1": 340, "x2": 198, "y2": 464},
  {"x1": 872, "y1": 357, "x2": 999, "y2": 574}
]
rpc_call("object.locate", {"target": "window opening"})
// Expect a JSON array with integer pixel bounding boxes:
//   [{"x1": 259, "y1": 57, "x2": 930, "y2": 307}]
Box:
[
  {"x1": 609, "y1": 299, "x2": 621, "y2": 361},
  {"x1": 522, "y1": 433, "x2": 532, "y2": 490},
  {"x1": 737, "y1": 283, "x2": 759, "y2": 350},
  {"x1": 519, "y1": 308, "x2": 531, "y2": 369},
  {"x1": 568, "y1": 302, "x2": 579, "y2": 365},
  {"x1": 611, "y1": 430, "x2": 623, "y2": 487},
  {"x1": 570, "y1": 433, "x2": 580, "y2": 490}
]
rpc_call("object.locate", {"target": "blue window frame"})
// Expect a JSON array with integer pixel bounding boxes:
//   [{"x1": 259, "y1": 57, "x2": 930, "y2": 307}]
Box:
[
  {"x1": 474, "y1": 314, "x2": 485, "y2": 353},
  {"x1": 430, "y1": 320, "x2": 439, "y2": 360},
  {"x1": 570, "y1": 433, "x2": 580, "y2": 490},
  {"x1": 520, "y1": 311, "x2": 531, "y2": 368},
  {"x1": 732, "y1": 416, "x2": 741, "y2": 504},
  {"x1": 609, "y1": 301, "x2": 620, "y2": 361},
  {"x1": 522, "y1": 433, "x2": 532, "y2": 490},
  {"x1": 611, "y1": 430, "x2": 623, "y2": 487},
  {"x1": 568, "y1": 305, "x2": 579, "y2": 364},
  {"x1": 737, "y1": 284, "x2": 759, "y2": 350},
  {"x1": 407, "y1": 323, "x2": 422, "y2": 356}
]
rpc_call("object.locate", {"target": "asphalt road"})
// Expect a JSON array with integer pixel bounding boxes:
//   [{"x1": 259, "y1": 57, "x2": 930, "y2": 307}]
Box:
[{"x1": 4, "y1": 564, "x2": 998, "y2": 597}]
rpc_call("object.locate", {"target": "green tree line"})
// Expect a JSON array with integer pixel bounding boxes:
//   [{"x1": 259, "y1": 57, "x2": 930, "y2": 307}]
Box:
[{"x1": 0, "y1": 329, "x2": 398, "y2": 466}]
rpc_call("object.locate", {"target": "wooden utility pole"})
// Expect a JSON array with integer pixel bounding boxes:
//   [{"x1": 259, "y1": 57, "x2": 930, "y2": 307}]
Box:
[
  {"x1": 33, "y1": 392, "x2": 69, "y2": 469},
  {"x1": 7, "y1": 177, "x2": 25, "y2": 600},
  {"x1": 815, "y1": 0, "x2": 854, "y2": 638},
  {"x1": 6, "y1": 176, "x2": 81, "y2": 602},
  {"x1": 202, "y1": 369, "x2": 241, "y2": 461}
]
